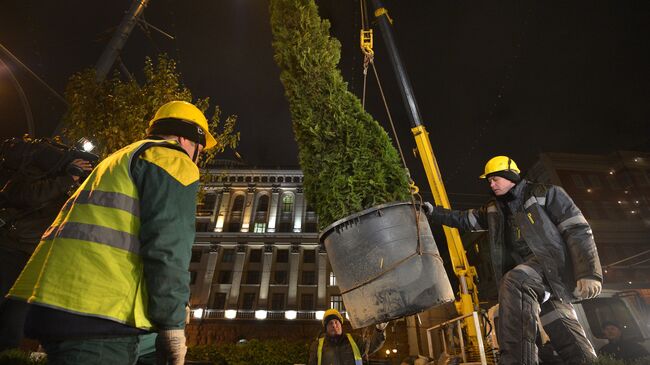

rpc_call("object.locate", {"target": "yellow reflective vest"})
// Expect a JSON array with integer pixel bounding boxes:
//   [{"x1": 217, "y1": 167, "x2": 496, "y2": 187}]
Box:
[
  {"x1": 317, "y1": 333, "x2": 363, "y2": 365},
  {"x1": 9, "y1": 139, "x2": 199, "y2": 330}
]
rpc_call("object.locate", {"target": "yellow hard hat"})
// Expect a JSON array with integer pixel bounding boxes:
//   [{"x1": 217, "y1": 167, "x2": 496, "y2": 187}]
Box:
[
  {"x1": 480, "y1": 156, "x2": 520, "y2": 178},
  {"x1": 322, "y1": 308, "x2": 344, "y2": 326},
  {"x1": 148, "y1": 101, "x2": 217, "y2": 149}
]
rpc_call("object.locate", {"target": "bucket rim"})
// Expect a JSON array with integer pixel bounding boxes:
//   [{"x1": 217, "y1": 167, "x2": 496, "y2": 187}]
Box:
[{"x1": 318, "y1": 200, "x2": 421, "y2": 242}]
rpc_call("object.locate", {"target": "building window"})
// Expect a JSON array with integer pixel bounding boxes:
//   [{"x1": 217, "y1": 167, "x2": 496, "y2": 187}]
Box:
[
  {"x1": 581, "y1": 201, "x2": 600, "y2": 220},
  {"x1": 221, "y1": 249, "x2": 235, "y2": 263},
  {"x1": 606, "y1": 175, "x2": 620, "y2": 190},
  {"x1": 273, "y1": 270, "x2": 287, "y2": 285},
  {"x1": 246, "y1": 271, "x2": 261, "y2": 285},
  {"x1": 602, "y1": 201, "x2": 621, "y2": 221},
  {"x1": 330, "y1": 295, "x2": 345, "y2": 312},
  {"x1": 281, "y1": 194, "x2": 294, "y2": 213},
  {"x1": 301, "y1": 293, "x2": 314, "y2": 310},
  {"x1": 191, "y1": 250, "x2": 202, "y2": 263},
  {"x1": 249, "y1": 249, "x2": 262, "y2": 263},
  {"x1": 303, "y1": 250, "x2": 315, "y2": 263},
  {"x1": 190, "y1": 271, "x2": 197, "y2": 285},
  {"x1": 195, "y1": 222, "x2": 209, "y2": 231},
  {"x1": 241, "y1": 293, "x2": 256, "y2": 310},
  {"x1": 218, "y1": 270, "x2": 233, "y2": 284},
  {"x1": 588, "y1": 175, "x2": 602, "y2": 188},
  {"x1": 302, "y1": 271, "x2": 316, "y2": 285},
  {"x1": 276, "y1": 250, "x2": 289, "y2": 263},
  {"x1": 253, "y1": 223, "x2": 266, "y2": 233},
  {"x1": 329, "y1": 272, "x2": 337, "y2": 286},
  {"x1": 278, "y1": 222, "x2": 292, "y2": 232},
  {"x1": 271, "y1": 293, "x2": 285, "y2": 310},
  {"x1": 227, "y1": 195, "x2": 245, "y2": 232},
  {"x1": 212, "y1": 292, "x2": 227, "y2": 309},
  {"x1": 253, "y1": 195, "x2": 269, "y2": 232},
  {"x1": 198, "y1": 194, "x2": 216, "y2": 216},
  {"x1": 571, "y1": 174, "x2": 585, "y2": 188}
]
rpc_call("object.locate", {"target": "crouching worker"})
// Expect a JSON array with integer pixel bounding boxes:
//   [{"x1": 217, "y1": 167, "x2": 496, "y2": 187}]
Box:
[
  {"x1": 308, "y1": 308, "x2": 387, "y2": 365},
  {"x1": 7, "y1": 101, "x2": 218, "y2": 365}
]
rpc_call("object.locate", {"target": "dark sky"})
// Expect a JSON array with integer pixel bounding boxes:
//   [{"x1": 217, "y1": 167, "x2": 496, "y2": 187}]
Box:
[{"x1": 1, "y1": 0, "x2": 649, "y2": 206}]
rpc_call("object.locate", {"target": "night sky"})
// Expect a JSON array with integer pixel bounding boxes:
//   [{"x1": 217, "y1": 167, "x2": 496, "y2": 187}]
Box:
[{"x1": 1, "y1": 0, "x2": 649, "y2": 206}]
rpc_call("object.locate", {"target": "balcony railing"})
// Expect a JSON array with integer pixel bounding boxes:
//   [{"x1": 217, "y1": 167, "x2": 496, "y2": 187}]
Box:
[{"x1": 190, "y1": 309, "x2": 345, "y2": 321}]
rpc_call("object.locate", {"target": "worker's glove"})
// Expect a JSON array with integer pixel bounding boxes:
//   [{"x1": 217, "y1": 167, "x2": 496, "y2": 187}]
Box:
[
  {"x1": 375, "y1": 322, "x2": 388, "y2": 332},
  {"x1": 156, "y1": 329, "x2": 187, "y2": 365},
  {"x1": 422, "y1": 202, "x2": 434, "y2": 216},
  {"x1": 573, "y1": 278, "x2": 602, "y2": 300}
]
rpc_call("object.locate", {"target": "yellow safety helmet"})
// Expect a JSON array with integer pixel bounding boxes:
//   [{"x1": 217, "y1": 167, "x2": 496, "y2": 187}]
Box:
[
  {"x1": 479, "y1": 156, "x2": 520, "y2": 179},
  {"x1": 148, "y1": 101, "x2": 217, "y2": 149},
  {"x1": 322, "y1": 308, "x2": 344, "y2": 327}
]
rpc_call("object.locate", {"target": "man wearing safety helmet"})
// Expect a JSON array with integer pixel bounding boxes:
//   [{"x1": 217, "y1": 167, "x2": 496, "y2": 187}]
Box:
[
  {"x1": 423, "y1": 156, "x2": 602, "y2": 365},
  {"x1": 308, "y1": 308, "x2": 387, "y2": 365},
  {"x1": 8, "y1": 101, "x2": 217, "y2": 365}
]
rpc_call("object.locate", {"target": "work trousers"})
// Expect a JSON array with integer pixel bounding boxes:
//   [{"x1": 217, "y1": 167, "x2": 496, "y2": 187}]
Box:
[
  {"x1": 497, "y1": 262, "x2": 597, "y2": 365},
  {"x1": 0, "y1": 245, "x2": 31, "y2": 351},
  {"x1": 41, "y1": 333, "x2": 157, "y2": 365}
]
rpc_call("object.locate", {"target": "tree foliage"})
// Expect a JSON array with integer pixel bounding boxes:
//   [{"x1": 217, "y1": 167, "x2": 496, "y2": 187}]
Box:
[
  {"x1": 269, "y1": 0, "x2": 410, "y2": 229},
  {"x1": 61, "y1": 54, "x2": 239, "y2": 160}
]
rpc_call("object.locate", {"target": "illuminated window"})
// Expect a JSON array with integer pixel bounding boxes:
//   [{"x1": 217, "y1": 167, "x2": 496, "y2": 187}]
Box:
[
  {"x1": 282, "y1": 194, "x2": 294, "y2": 213},
  {"x1": 253, "y1": 223, "x2": 266, "y2": 233},
  {"x1": 329, "y1": 272, "x2": 337, "y2": 286},
  {"x1": 330, "y1": 295, "x2": 345, "y2": 312}
]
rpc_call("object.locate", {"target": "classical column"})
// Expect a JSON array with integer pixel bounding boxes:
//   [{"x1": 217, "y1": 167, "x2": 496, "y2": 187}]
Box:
[
  {"x1": 287, "y1": 244, "x2": 301, "y2": 308},
  {"x1": 317, "y1": 246, "x2": 328, "y2": 307},
  {"x1": 267, "y1": 188, "x2": 280, "y2": 233},
  {"x1": 214, "y1": 188, "x2": 231, "y2": 232},
  {"x1": 258, "y1": 244, "x2": 274, "y2": 307},
  {"x1": 195, "y1": 249, "x2": 220, "y2": 308},
  {"x1": 293, "y1": 189, "x2": 304, "y2": 232},
  {"x1": 227, "y1": 244, "x2": 247, "y2": 308},
  {"x1": 208, "y1": 192, "x2": 222, "y2": 231}
]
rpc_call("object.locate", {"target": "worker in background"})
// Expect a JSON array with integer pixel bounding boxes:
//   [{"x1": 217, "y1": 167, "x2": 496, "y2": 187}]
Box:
[
  {"x1": 308, "y1": 308, "x2": 387, "y2": 365},
  {"x1": 423, "y1": 156, "x2": 602, "y2": 365},
  {"x1": 598, "y1": 321, "x2": 649, "y2": 362},
  {"x1": 0, "y1": 138, "x2": 92, "y2": 351},
  {"x1": 8, "y1": 101, "x2": 217, "y2": 365}
]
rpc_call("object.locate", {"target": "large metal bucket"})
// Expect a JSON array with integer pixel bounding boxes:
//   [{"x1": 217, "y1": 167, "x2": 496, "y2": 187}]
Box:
[{"x1": 320, "y1": 201, "x2": 455, "y2": 328}]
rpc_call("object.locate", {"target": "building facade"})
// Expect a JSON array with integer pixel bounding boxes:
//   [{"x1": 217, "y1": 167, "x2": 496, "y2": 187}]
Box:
[
  {"x1": 527, "y1": 151, "x2": 650, "y2": 290},
  {"x1": 186, "y1": 168, "x2": 406, "y2": 352}
]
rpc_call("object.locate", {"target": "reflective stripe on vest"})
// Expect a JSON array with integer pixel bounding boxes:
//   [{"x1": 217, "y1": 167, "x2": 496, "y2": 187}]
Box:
[
  {"x1": 8, "y1": 139, "x2": 189, "y2": 330},
  {"x1": 317, "y1": 333, "x2": 363, "y2": 365}
]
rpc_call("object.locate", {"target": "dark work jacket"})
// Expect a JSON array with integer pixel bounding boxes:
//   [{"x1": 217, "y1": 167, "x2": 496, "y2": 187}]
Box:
[
  {"x1": 428, "y1": 179, "x2": 602, "y2": 302},
  {"x1": 0, "y1": 168, "x2": 77, "y2": 254},
  {"x1": 308, "y1": 330, "x2": 385, "y2": 365}
]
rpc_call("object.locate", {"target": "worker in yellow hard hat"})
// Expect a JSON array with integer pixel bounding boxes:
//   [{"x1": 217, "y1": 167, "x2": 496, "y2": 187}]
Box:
[
  {"x1": 422, "y1": 155, "x2": 601, "y2": 365},
  {"x1": 9, "y1": 100, "x2": 218, "y2": 365},
  {"x1": 308, "y1": 308, "x2": 387, "y2": 365}
]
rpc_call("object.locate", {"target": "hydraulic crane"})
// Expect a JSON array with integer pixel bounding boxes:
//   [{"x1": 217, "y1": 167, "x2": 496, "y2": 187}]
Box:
[{"x1": 360, "y1": 0, "x2": 485, "y2": 353}]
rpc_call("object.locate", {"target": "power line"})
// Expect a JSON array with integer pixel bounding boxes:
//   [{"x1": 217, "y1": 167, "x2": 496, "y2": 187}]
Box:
[{"x1": 0, "y1": 42, "x2": 67, "y2": 105}]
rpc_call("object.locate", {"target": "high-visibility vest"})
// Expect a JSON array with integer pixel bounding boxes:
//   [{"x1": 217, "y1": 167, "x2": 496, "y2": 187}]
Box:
[
  {"x1": 317, "y1": 333, "x2": 363, "y2": 365},
  {"x1": 9, "y1": 139, "x2": 196, "y2": 330}
]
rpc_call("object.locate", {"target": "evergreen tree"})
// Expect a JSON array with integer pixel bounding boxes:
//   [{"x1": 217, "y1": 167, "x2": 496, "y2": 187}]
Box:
[{"x1": 270, "y1": 0, "x2": 410, "y2": 229}]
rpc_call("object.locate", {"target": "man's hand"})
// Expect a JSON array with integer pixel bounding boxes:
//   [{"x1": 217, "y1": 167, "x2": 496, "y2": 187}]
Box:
[
  {"x1": 68, "y1": 159, "x2": 93, "y2": 182},
  {"x1": 156, "y1": 329, "x2": 187, "y2": 365},
  {"x1": 422, "y1": 202, "x2": 434, "y2": 216},
  {"x1": 375, "y1": 322, "x2": 388, "y2": 331},
  {"x1": 573, "y1": 278, "x2": 602, "y2": 299}
]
